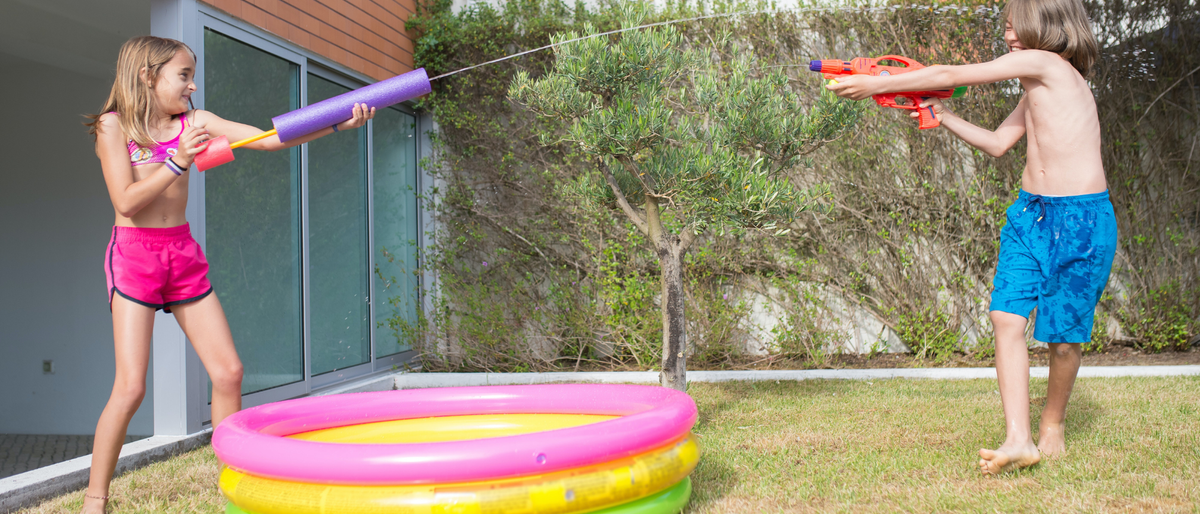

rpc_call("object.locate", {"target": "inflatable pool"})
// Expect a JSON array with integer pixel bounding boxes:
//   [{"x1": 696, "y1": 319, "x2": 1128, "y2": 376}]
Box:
[{"x1": 213, "y1": 384, "x2": 700, "y2": 514}]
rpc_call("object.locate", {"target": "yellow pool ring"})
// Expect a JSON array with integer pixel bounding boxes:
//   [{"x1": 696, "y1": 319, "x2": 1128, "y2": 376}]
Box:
[
  {"x1": 226, "y1": 477, "x2": 694, "y2": 514},
  {"x1": 225, "y1": 475, "x2": 696, "y2": 514},
  {"x1": 220, "y1": 435, "x2": 699, "y2": 514}
]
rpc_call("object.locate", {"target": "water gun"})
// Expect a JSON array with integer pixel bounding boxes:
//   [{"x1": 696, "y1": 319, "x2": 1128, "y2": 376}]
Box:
[{"x1": 809, "y1": 55, "x2": 967, "y2": 129}]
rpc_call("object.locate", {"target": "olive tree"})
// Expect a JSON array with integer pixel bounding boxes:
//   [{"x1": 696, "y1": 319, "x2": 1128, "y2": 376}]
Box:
[{"x1": 510, "y1": 8, "x2": 860, "y2": 390}]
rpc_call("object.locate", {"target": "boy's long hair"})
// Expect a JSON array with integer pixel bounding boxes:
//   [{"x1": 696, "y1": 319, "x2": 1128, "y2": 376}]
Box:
[
  {"x1": 1004, "y1": 0, "x2": 1099, "y2": 78},
  {"x1": 85, "y1": 36, "x2": 195, "y2": 147}
]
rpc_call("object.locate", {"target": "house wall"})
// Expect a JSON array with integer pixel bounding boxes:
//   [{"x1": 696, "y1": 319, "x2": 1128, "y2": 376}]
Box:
[
  {"x1": 200, "y1": 0, "x2": 416, "y2": 81},
  {"x1": 0, "y1": 51, "x2": 154, "y2": 436}
]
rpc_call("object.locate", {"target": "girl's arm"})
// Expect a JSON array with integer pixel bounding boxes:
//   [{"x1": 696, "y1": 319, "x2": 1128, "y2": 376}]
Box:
[
  {"x1": 192, "y1": 103, "x2": 375, "y2": 151},
  {"x1": 916, "y1": 96, "x2": 1027, "y2": 157},
  {"x1": 96, "y1": 113, "x2": 207, "y2": 217},
  {"x1": 827, "y1": 50, "x2": 1058, "y2": 100}
]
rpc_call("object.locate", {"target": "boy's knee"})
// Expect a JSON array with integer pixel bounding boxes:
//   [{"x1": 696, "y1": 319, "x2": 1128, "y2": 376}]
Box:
[
  {"x1": 990, "y1": 310, "x2": 1027, "y2": 331},
  {"x1": 1048, "y1": 343, "x2": 1082, "y2": 359}
]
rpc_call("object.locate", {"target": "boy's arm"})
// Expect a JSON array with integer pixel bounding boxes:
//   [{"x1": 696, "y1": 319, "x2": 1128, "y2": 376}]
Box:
[
  {"x1": 827, "y1": 50, "x2": 1057, "y2": 100},
  {"x1": 192, "y1": 103, "x2": 375, "y2": 151},
  {"x1": 930, "y1": 96, "x2": 1027, "y2": 157},
  {"x1": 911, "y1": 96, "x2": 1026, "y2": 157}
]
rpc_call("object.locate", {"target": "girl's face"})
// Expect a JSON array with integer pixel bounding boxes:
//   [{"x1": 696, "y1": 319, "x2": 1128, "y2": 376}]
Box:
[
  {"x1": 151, "y1": 49, "x2": 197, "y2": 116},
  {"x1": 1004, "y1": 19, "x2": 1027, "y2": 52}
]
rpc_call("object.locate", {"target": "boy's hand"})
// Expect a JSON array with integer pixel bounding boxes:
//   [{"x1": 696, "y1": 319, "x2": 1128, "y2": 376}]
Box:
[
  {"x1": 336, "y1": 102, "x2": 376, "y2": 131},
  {"x1": 826, "y1": 75, "x2": 878, "y2": 100},
  {"x1": 910, "y1": 98, "x2": 947, "y2": 120},
  {"x1": 175, "y1": 121, "x2": 210, "y2": 167}
]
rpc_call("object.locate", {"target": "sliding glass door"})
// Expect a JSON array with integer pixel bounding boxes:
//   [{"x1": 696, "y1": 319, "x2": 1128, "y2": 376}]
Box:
[
  {"x1": 203, "y1": 28, "x2": 304, "y2": 395},
  {"x1": 201, "y1": 25, "x2": 419, "y2": 408}
]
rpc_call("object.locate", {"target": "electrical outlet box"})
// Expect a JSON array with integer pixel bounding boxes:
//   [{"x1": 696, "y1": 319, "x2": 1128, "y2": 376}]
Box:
[{"x1": 43, "y1": 359, "x2": 54, "y2": 374}]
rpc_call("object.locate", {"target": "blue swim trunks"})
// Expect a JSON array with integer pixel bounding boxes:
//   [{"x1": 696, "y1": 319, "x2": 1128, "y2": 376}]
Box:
[{"x1": 990, "y1": 190, "x2": 1118, "y2": 343}]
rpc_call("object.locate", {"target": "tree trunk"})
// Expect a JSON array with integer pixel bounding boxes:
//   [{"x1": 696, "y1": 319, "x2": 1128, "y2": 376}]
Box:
[{"x1": 657, "y1": 238, "x2": 688, "y2": 391}]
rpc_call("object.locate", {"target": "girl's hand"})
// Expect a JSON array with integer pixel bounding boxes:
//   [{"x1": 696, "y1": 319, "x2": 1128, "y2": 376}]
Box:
[
  {"x1": 335, "y1": 102, "x2": 377, "y2": 131},
  {"x1": 909, "y1": 98, "x2": 947, "y2": 119},
  {"x1": 826, "y1": 75, "x2": 878, "y2": 100},
  {"x1": 174, "y1": 121, "x2": 210, "y2": 167}
]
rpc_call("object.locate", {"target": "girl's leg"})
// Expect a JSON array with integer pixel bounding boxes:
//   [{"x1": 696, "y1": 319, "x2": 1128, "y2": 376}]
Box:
[
  {"x1": 83, "y1": 295, "x2": 155, "y2": 514},
  {"x1": 171, "y1": 293, "x2": 243, "y2": 426},
  {"x1": 1037, "y1": 342, "x2": 1082, "y2": 457},
  {"x1": 978, "y1": 310, "x2": 1041, "y2": 474}
]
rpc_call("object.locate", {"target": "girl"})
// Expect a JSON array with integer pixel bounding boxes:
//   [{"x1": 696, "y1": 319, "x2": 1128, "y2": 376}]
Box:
[
  {"x1": 828, "y1": 0, "x2": 1114, "y2": 474},
  {"x1": 82, "y1": 35, "x2": 374, "y2": 512}
]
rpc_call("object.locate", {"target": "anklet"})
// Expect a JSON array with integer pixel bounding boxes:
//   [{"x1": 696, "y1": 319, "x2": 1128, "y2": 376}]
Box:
[{"x1": 84, "y1": 493, "x2": 109, "y2": 500}]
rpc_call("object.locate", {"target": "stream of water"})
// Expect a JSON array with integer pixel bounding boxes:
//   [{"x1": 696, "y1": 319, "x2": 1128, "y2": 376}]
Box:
[{"x1": 428, "y1": 3, "x2": 1001, "y2": 82}]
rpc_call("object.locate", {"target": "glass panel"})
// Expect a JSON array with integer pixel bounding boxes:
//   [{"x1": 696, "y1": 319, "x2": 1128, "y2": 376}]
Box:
[
  {"x1": 372, "y1": 107, "x2": 419, "y2": 358},
  {"x1": 203, "y1": 29, "x2": 304, "y2": 394},
  {"x1": 307, "y1": 74, "x2": 371, "y2": 375}
]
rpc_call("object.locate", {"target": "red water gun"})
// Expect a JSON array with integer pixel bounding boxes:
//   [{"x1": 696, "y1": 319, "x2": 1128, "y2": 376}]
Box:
[{"x1": 809, "y1": 55, "x2": 967, "y2": 129}]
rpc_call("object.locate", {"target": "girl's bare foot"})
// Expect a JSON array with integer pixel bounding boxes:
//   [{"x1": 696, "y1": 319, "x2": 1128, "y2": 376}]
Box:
[
  {"x1": 978, "y1": 441, "x2": 1040, "y2": 475},
  {"x1": 80, "y1": 493, "x2": 107, "y2": 514},
  {"x1": 1037, "y1": 422, "x2": 1067, "y2": 457}
]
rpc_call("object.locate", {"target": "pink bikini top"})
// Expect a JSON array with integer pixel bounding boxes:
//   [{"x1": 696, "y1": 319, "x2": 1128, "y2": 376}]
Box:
[{"x1": 117, "y1": 113, "x2": 188, "y2": 166}]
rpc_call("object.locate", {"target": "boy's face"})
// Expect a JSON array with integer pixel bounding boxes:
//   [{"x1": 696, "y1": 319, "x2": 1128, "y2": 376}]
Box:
[
  {"x1": 1004, "y1": 19, "x2": 1027, "y2": 52},
  {"x1": 152, "y1": 49, "x2": 197, "y2": 116}
]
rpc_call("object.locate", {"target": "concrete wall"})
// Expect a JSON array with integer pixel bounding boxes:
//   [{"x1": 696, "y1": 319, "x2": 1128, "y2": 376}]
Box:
[{"x1": 0, "y1": 52, "x2": 153, "y2": 436}]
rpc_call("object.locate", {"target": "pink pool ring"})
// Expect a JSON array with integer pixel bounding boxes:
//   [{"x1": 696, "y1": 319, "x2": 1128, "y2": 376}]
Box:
[{"x1": 212, "y1": 384, "x2": 698, "y2": 485}]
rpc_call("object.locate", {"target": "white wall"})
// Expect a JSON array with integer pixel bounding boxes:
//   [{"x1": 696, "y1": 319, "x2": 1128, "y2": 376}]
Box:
[{"x1": 0, "y1": 52, "x2": 153, "y2": 436}]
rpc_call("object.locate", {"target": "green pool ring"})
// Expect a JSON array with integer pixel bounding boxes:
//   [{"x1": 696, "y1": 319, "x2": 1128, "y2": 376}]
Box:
[
  {"x1": 594, "y1": 477, "x2": 693, "y2": 514},
  {"x1": 227, "y1": 476, "x2": 692, "y2": 514}
]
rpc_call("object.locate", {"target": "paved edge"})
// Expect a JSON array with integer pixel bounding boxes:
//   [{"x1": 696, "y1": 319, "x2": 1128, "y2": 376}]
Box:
[
  {"x1": 0, "y1": 430, "x2": 212, "y2": 512},
  {"x1": 5, "y1": 365, "x2": 1196, "y2": 511},
  {"x1": 392, "y1": 365, "x2": 1200, "y2": 387}
]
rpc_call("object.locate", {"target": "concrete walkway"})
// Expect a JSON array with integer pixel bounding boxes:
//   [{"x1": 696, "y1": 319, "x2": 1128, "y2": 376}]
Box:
[
  {"x1": 4, "y1": 365, "x2": 1198, "y2": 511},
  {"x1": 0, "y1": 435, "x2": 148, "y2": 481}
]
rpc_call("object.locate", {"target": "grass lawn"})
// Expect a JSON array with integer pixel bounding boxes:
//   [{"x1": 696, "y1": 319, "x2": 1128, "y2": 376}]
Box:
[{"x1": 19, "y1": 376, "x2": 1200, "y2": 513}]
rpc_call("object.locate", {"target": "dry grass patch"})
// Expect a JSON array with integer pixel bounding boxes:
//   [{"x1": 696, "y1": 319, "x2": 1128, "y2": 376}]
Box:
[
  {"x1": 687, "y1": 377, "x2": 1200, "y2": 513},
  {"x1": 16, "y1": 446, "x2": 222, "y2": 514},
  {"x1": 16, "y1": 376, "x2": 1200, "y2": 513}
]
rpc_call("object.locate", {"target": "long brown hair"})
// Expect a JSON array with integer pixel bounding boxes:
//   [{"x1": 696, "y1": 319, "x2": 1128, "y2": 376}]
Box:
[
  {"x1": 84, "y1": 36, "x2": 195, "y2": 146},
  {"x1": 1004, "y1": 0, "x2": 1099, "y2": 78}
]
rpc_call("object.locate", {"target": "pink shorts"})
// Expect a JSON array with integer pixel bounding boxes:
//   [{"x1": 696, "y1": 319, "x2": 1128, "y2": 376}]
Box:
[{"x1": 105, "y1": 224, "x2": 213, "y2": 312}]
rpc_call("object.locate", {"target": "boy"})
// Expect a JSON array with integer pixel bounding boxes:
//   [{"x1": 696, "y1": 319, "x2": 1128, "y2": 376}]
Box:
[{"x1": 827, "y1": 0, "x2": 1117, "y2": 474}]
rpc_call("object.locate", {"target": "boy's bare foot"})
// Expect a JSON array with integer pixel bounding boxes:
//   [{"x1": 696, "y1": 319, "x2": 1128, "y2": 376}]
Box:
[
  {"x1": 1037, "y1": 422, "x2": 1067, "y2": 457},
  {"x1": 978, "y1": 442, "x2": 1040, "y2": 475}
]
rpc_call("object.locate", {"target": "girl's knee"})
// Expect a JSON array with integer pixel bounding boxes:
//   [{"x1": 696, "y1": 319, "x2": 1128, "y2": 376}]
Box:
[
  {"x1": 209, "y1": 362, "x2": 243, "y2": 391},
  {"x1": 111, "y1": 379, "x2": 146, "y2": 406}
]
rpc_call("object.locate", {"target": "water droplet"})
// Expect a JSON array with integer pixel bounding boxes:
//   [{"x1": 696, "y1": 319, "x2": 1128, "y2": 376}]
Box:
[{"x1": 536, "y1": 453, "x2": 547, "y2": 464}]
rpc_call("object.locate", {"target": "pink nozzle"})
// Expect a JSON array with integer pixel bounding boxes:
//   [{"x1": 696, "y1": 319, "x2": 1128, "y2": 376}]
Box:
[{"x1": 194, "y1": 135, "x2": 233, "y2": 172}]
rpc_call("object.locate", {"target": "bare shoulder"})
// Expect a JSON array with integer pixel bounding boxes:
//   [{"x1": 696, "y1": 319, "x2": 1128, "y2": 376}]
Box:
[
  {"x1": 95, "y1": 112, "x2": 129, "y2": 148},
  {"x1": 994, "y1": 49, "x2": 1063, "y2": 75},
  {"x1": 96, "y1": 112, "x2": 124, "y2": 136},
  {"x1": 189, "y1": 109, "x2": 216, "y2": 125}
]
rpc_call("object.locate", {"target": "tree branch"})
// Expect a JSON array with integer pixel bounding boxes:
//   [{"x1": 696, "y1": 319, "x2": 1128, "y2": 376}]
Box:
[{"x1": 599, "y1": 159, "x2": 649, "y2": 235}]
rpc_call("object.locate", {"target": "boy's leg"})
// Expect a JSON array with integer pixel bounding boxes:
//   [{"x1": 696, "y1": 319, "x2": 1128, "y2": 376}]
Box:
[
  {"x1": 171, "y1": 293, "x2": 243, "y2": 426},
  {"x1": 84, "y1": 295, "x2": 155, "y2": 514},
  {"x1": 1037, "y1": 342, "x2": 1082, "y2": 457},
  {"x1": 979, "y1": 310, "x2": 1041, "y2": 475}
]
